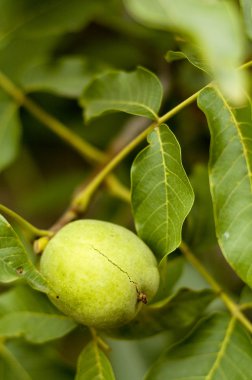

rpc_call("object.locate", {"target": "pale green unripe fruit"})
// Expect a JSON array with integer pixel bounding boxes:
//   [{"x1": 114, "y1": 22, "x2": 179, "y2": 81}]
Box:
[{"x1": 40, "y1": 220, "x2": 160, "y2": 329}]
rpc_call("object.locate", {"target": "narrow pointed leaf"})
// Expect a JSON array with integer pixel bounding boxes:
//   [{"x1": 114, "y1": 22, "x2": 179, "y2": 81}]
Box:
[
  {"x1": 124, "y1": 0, "x2": 246, "y2": 103},
  {"x1": 198, "y1": 86, "x2": 252, "y2": 287},
  {"x1": 0, "y1": 94, "x2": 21, "y2": 172},
  {"x1": 131, "y1": 124, "x2": 194, "y2": 260},
  {"x1": 106, "y1": 288, "x2": 215, "y2": 340},
  {"x1": 0, "y1": 215, "x2": 50, "y2": 293},
  {"x1": 80, "y1": 67, "x2": 163, "y2": 121},
  {"x1": 146, "y1": 313, "x2": 252, "y2": 380},
  {"x1": 76, "y1": 341, "x2": 115, "y2": 380}
]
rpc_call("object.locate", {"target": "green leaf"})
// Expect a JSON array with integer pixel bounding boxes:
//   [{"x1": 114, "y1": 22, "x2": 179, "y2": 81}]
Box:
[
  {"x1": 0, "y1": 286, "x2": 77, "y2": 343},
  {"x1": 0, "y1": 93, "x2": 21, "y2": 172},
  {"x1": 0, "y1": 285, "x2": 56, "y2": 316},
  {"x1": 152, "y1": 256, "x2": 184, "y2": 302},
  {"x1": 0, "y1": 262, "x2": 18, "y2": 283},
  {"x1": 21, "y1": 57, "x2": 107, "y2": 99},
  {"x1": 0, "y1": 36, "x2": 58, "y2": 83},
  {"x1": 185, "y1": 164, "x2": 217, "y2": 251},
  {"x1": 0, "y1": 312, "x2": 76, "y2": 344},
  {"x1": 76, "y1": 341, "x2": 115, "y2": 380},
  {"x1": 131, "y1": 124, "x2": 194, "y2": 260},
  {"x1": 146, "y1": 313, "x2": 252, "y2": 379},
  {"x1": 240, "y1": 286, "x2": 252, "y2": 307},
  {"x1": 107, "y1": 288, "x2": 215, "y2": 339},
  {"x1": 5, "y1": 340, "x2": 74, "y2": 380},
  {"x1": 0, "y1": 344, "x2": 31, "y2": 380},
  {"x1": 124, "y1": 0, "x2": 247, "y2": 103},
  {"x1": 166, "y1": 50, "x2": 209, "y2": 74},
  {"x1": 80, "y1": 67, "x2": 163, "y2": 121},
  {"x1": 166, "y1": 41, "x2": 211, "y2": 74},
  {"x1": 0, "y1": 0, "x2": 102, "y2": 42},
  {"x1": 240, "y1": 0, "x2": 252, "y2": 40},
  {"x1": 198, "y1": 86, "x2": 252, "y2": 288},
  {"x1": 0, "y1": 1, "x2": 103, "y2": 83},
  {"x1": 0, "y1": 214, "x2": 50, "y2": 293}
]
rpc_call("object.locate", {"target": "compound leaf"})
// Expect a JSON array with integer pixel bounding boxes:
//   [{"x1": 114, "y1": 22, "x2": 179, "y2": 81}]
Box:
[
  {"x1": 76, "y1": 341, "x2": 115, "y2": 380},
  {"x1": 81, "y1": 67, "x2": 163, "y2": 121},
  {"x1": 198, "y1": 86, "x2": 252, "y2": 288},
  {"x1": 131, "y1": 124, "x2": 194, "y2": 260}
]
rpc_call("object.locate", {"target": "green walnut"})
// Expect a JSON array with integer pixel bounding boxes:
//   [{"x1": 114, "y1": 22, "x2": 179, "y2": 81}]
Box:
[{"x1": 40, "y1": 220, "x2": 160, "y2": 329}]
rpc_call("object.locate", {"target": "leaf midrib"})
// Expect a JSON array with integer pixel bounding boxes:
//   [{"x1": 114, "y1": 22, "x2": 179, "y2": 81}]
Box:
[
  {"x1": 157, "y1": 127, "x2": 169, "y2": 253},
  {"x1": 88, "y1": 99, "x2": 158, "y2": 120},
  {"x1": 92, "y1": 342, "x2": 106, "y2": 380},
  {"x1": 205, "y1": 317, "x2": 235, "y2": 380}
]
